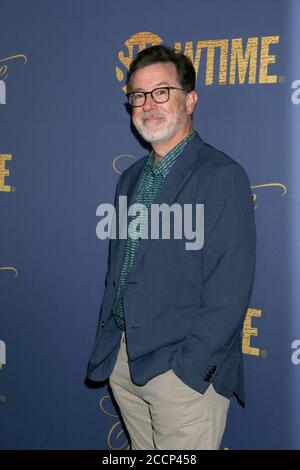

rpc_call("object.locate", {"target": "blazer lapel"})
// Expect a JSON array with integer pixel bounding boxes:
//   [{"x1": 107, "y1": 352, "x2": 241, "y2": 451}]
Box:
[{"x1": 114, "y1": 132, "x2": 206, "y2": 283}]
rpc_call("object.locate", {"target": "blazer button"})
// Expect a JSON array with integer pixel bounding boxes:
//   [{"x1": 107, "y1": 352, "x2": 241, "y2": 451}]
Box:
[
  {"x1": 100, "y1": 321, "x2": 105, "y2": 328},
  {"x1": 113, "y1": 280, "x2": 116, "y2": 286}
]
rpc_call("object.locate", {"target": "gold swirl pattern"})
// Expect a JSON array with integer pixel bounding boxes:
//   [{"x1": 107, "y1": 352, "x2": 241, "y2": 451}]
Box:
[
  {"x1": 112, "y1": 154, "x2": 136, "y2": 175},
  {"x1": 0, "y1": 54, "x2": 28, "y2": 80},
  {"x1": 0, "y1": 267, "x2": 18, "y2": 277},
  {"x1": 251, "y1": 182, "x2": 287, "y2": 209},
  {"x1": 99, "y1": 395, "x2": 130, "y2": 450}
]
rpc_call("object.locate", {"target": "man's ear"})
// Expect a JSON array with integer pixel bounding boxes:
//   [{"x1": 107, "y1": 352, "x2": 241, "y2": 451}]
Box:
[{"x1": 185, "y1": 90, "x2": 198, "y2": 115}]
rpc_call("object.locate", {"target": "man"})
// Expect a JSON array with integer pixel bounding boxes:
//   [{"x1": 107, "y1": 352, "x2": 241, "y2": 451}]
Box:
[{"x1": 87, "y1": 45, "x2": 256, "y2": 450}]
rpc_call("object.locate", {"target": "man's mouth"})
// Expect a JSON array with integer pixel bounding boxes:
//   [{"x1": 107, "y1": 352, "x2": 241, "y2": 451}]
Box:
[{"x1": 143, "y1": 116, "x2": 164, "y2": 123}]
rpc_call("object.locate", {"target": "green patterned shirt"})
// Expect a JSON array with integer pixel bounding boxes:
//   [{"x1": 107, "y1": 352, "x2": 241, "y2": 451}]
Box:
[{"x1": 112, "y1": 129, "x2": 197, "y2": 330}]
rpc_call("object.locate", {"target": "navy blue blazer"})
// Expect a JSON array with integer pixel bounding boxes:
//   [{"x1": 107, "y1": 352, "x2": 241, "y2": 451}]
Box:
[{"x1": 87, "y1": 132, "x2": 256, "y2": 406}]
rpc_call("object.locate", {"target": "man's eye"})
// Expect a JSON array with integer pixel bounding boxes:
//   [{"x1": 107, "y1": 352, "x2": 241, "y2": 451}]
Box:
[
  {"x1": 155, "y1": 89, "x2": 168, "y2": 96},
  {"x1": 134, "y1": 93, "x2": 144, "y2": 100}
]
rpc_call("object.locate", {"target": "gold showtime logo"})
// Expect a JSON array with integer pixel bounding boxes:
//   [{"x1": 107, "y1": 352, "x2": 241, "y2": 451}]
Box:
[
  {"x1": 116, "y1": 32, "x2": 280, "y2": 90},
  {"x1": 0, "y1": 153, "x2": 18, "y2": 278},
  {"x1": 243, "y1": 308, "x2": 266, "y2": 357},
  {"x1": 0, "y1": 153, "x2": 12, "y2": 192}
]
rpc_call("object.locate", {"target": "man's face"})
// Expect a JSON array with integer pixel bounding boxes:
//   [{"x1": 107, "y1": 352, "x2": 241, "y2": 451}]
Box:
[{"x1": 130, "y1": 62, "x2": 192, "y2": 144}]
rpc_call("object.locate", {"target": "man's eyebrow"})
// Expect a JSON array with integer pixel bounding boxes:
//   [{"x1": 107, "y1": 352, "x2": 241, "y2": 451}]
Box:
[{"x1": 132, "y1": 82, "x2": 170, "y2": 91}]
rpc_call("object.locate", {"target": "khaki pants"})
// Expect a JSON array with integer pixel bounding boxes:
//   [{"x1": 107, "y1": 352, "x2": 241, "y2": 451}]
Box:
[{"x1": 109, "y1": 331, "x2": 230, "y2": 450}]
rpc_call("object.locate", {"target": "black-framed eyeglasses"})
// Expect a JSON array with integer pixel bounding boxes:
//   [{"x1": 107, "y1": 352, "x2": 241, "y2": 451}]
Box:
[{"x1": 126, "y1": 86, "x2": 185, "y2": 107}]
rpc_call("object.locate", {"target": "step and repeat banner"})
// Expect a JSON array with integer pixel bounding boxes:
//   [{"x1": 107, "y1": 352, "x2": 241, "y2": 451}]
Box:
[{"x1": 1, "y1": 0, "x2": 300, "y2": 450}]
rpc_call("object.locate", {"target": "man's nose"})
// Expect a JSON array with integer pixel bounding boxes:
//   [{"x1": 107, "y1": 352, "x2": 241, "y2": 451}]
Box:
[{"x1": 142, "y1": 93, "x2": 157, "y2": 110}]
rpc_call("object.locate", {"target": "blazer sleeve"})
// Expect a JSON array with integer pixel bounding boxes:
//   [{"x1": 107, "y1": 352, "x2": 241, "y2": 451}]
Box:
[{"x1": 182, "y1": 162, "x2": 256, "y2": 378}]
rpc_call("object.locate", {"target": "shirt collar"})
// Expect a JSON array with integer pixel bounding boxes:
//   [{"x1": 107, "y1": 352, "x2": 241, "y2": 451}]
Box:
[{"x1": 146, "y1": 129, "x2": 197, "y2": 178}]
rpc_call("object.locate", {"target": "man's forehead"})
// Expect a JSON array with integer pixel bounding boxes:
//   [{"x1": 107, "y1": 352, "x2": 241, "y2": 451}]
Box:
[{"x1": 131, "y1": 62, "x2": 178, "y2": 90}]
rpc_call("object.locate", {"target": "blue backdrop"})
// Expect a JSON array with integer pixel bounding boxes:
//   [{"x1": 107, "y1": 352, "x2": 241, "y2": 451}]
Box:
[{"x1": 1, "y1": 0, "x2": 299, "y2": 450}]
